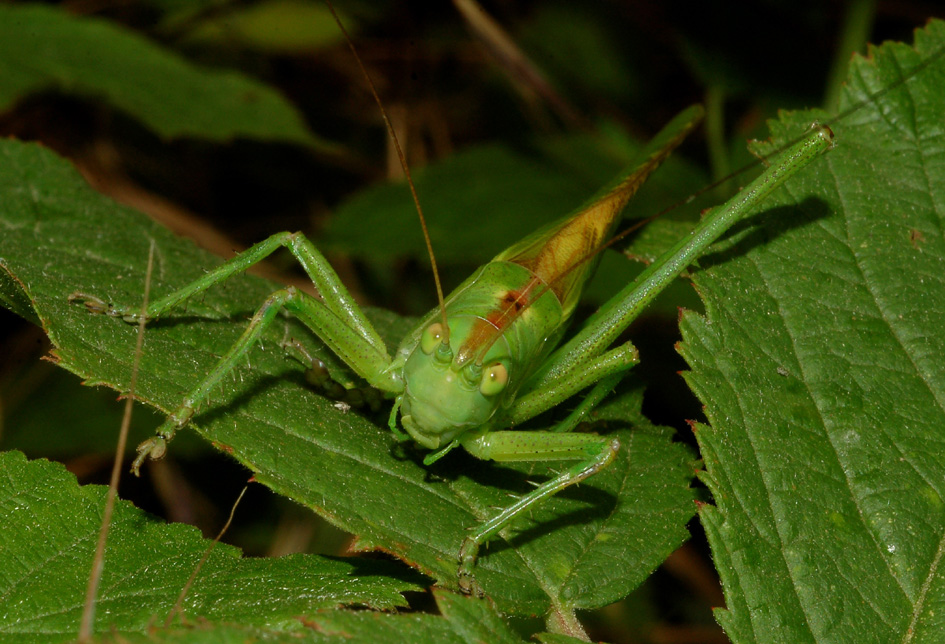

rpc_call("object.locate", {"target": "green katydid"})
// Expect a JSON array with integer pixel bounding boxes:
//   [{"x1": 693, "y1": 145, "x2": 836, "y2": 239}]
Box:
[{"x1": 72, "y1": 99, "x2": 834, "y2": 592}]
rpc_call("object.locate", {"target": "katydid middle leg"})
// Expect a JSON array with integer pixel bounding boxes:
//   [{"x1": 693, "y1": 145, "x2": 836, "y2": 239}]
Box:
[
  {"x1": 457, "y1": 427, "x2": 622, "y2": 594},
  {"x1": 454, "y1": 361, "x2": 636, "y2": 595},
  {"x1": 130, "y1": 283, "x2": 391, "y2": 473},
  {"x1": 282, "y1": 337, "x2": 385, "y2": 412}
]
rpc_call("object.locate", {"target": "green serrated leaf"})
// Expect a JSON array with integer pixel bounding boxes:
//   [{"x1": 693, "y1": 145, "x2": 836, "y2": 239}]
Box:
[
  {"x1": 434, "y1": 589, "x2": 527, "y2": 643},
  {"x1": 89, "y1": 600, "x2": 510, "y2": 643},
  {"x1": 0, "y1": 4, "x2": 325, "y2": 148},
  {"x1": 678, "y1": 21, "x2": 945, "y2": 643},
  {"x1": 0, "y1": 451, "x2": 422, "y2": 643}
]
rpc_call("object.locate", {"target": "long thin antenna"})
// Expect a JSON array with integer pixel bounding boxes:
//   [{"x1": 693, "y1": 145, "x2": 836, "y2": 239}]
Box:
[{"x1": 324, "y1": 0, "x2": 451, "y2": 347}]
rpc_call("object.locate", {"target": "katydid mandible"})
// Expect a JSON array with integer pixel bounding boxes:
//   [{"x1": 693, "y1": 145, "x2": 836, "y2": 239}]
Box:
[{"x1": 74, "y1": 106, "x2": 833, "y2": 593}]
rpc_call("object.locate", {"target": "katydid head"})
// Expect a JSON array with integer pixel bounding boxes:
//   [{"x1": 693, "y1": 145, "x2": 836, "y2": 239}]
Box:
[{"x1": 398, "y1": 318, "x2": 511, "y2": 449}]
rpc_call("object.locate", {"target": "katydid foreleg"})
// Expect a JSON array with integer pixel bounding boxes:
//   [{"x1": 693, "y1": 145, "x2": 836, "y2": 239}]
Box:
[
  {"x1": 129, "y1": 285, "x2": 371, "y2": 473},
  {"x1": 130, "y1": 232, "x2": 392, "y2": 382}
]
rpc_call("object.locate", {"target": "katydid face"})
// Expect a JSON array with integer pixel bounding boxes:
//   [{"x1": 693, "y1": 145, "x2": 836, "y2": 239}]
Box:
[{"x1": 399, "y1": 317, "x2": 511, "y2": 449}]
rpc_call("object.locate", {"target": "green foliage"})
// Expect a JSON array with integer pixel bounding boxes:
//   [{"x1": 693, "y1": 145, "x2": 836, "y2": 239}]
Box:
[
  {"x1": 85, "y1": 590, "x2": 527, "y2": 643},
  {"x1": 0, "y1": 452, "x2": 422, "y2": 641},
  {"x1": 0, "y1": 4, "x2": 323, "y2": 147},
  {"x1": 180, "y1": 0, "x2": 348, "y2": 54},
  {"x1": 680, "y1": 23, "x2": 945, "y2": 641},
  {"x1": 0, "y1": 2, "x2": 942, "y2": 642}
]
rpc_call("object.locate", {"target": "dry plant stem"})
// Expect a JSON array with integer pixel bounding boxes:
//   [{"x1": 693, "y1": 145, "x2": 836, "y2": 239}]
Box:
[
  {"x1": 78, "y1": 240, "x2": 155, "y2": 642},
  {"x1": 165, "y1": 485, "x2": 249, "y2": 628}
]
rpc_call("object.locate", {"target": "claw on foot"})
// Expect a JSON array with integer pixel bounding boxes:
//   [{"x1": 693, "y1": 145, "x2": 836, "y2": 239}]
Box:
[
  {"x1": 131, "y1": 436, "x2": 167, "y2": 476},
  {"x1": 68, "y1": 292, "x2": 114, "y2": 316},
  {"x1": 457, "y1": 536, "x2": 485, "y2": 597},
  {"x1": 68, "y1": 292, "x2": 142, "y2": 323}
]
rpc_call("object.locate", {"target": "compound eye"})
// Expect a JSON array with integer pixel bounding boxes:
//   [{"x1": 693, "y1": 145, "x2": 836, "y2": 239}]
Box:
[
  {"x1": 479, "y1": 362, "x2": 508, "y2": 396},
  {"x1": 420, "y1": 323, "x2": 446, "y2": 355}
]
